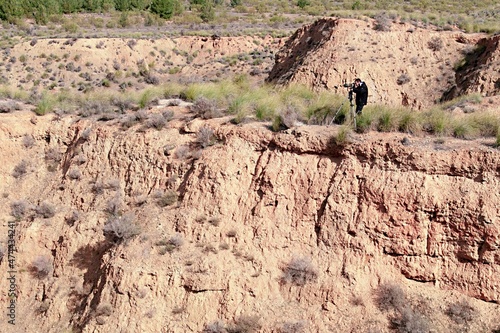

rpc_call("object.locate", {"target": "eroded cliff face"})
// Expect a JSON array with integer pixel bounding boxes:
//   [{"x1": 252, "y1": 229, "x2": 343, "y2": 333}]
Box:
[
  {"x1": 0, "y1": 109, "x2": 499, "y2": 333},
  {"x1": 267, "y1": 18, "x2": 499, "y2": 108},
  {"x1": 444, "y1": 35, "x2": 500, "y2": 100}
]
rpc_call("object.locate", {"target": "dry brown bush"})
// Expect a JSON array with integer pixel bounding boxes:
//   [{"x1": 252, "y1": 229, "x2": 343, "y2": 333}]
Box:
[
  {"x1": 191, "y1": 97, "x2": 222, "y2": 119},
  {"x1": 445, "y1": 300, "x2": 476, "y2": 325},
  {"x1": 31, "y1": 255, "x2": 52, "y2": 279},
  {"x1": 390, "y1": 307, "x2": 432, "y2": 333},
  {"x1": 203, "y1": 320, "x2": 226, "y2": 333},
  {"x1": 35, "y1": 202, "x2": 56, "y2": 218},
  {"x1": 175, "y1": 145, "x2": 191, "y2": 159},
  {"x1": 103, "y1": 213, "x2": 140, "y2": 243},
  {"x1": 279, "y1": 321, "x2": 307, "y2": 333},
  {"x1": 154, "y1": 190, "x2": 178, "y2": 207},
  {"x1": 374, "y1": 13, "x2": 392, "y2": 31},
  {"x1": 22, "y1": 135, "x2": 35, "y2": 148},
  {"x1": 281, "y1": 256, "x2": 318, "y2": 286},
  {"x1": 375, "y1": 282, "x2": 407, "y2": 312},
  {"x1": 428, "y1": 37, "x2": 443, "y2": 51},
  {"x1": 67, "y1": 168, "x2": 82, "y2": 180},
  {"x1": 10, "y1": 200, "x2": 30, "y2": 219},
  {"x1": 227, "y1": 315, "x2": 262, "y2": 333},
  {"x1": 197, "y1": 126, "x2": 216, "y2": 148},
  {"x1": 12, "y1": 160, "x2": 29, "y2": 178}
]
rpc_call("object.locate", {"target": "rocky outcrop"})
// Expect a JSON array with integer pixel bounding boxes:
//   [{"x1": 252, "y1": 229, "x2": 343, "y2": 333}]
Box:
[
  {"x1": 267, "y1": 18, "x2": 498, "y2": 108},
  {"x1": 443, "y1": 35, "x2": 500, "y2": 100},
  {"x1": 0, "y1": 110, "x2": 499, "y2": 332}
]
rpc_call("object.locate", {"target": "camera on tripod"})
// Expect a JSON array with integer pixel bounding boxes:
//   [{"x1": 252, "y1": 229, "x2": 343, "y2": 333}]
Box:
[{"x1": 343, "y1": 82, "x2": 354, "y2": 89}]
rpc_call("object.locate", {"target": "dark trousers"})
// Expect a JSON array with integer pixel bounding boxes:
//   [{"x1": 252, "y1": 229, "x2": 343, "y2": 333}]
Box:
[{"x1": 356, "y1": 104, "x2": 364, "y2": 114}]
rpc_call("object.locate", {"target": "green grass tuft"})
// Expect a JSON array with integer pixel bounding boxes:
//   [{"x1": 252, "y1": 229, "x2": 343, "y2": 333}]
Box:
[
  {"x1": 423, "y1": 108, "x2": 449, "y2": 135},
  {"x1": 34, "y1": 93, "x2": 55, "y2": 116}
]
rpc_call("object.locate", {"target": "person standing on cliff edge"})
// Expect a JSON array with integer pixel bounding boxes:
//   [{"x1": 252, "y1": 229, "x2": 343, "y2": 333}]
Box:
[{"x1": 352, "y1": 78, "x2": 368, "y2": 114}]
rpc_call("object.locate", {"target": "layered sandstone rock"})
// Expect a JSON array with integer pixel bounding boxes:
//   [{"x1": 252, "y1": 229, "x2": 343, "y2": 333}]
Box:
[
  {"x1": 0, "y1": 109, "x2": 498, "y2": 332},
  {"x1": 267, "y1": 18, "x2": 498, "y2": 109}
]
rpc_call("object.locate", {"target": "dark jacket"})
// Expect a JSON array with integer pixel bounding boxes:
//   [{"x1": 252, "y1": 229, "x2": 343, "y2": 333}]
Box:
[{"x1": 352, "y1": 82, "x2": 368, "y2": 106}]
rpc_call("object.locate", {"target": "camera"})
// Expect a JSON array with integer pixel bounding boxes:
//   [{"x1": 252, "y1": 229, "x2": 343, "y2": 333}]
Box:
[{"x1": 343, "y1": 82, "x2": 354, "y2": 88}]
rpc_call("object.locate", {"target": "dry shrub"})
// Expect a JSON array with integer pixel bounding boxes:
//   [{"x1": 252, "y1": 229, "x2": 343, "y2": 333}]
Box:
[
  {"x1": 10, "y1": 200, "x2": 30, "y2": 219},
  {"x1": 0, "y1": 101, "x2": 20, "y2": 113},
  {"x1": 375, "y1": 283, "x2": 434, "y2": 333},
  {"x1": 112, "y1": 97, "x2": 135, "y2": 113},
  {"x1": 203, "y1": 320, "x2": 226, "y2": 333},
  {"x1": 31, "y1": 255, "x2": 52, "y2": 279},
  {"x1": 156, "y1": 233, "x2": 184, "y2": 253},
  {"x1": 127, "y1": 39, "x2": 137, "y2": 49},
  {"x1": 191, "y1": 97, "x2": 222, "y2": 119},
  {"x1": 155, "y1": 190, "x2": 178, "y2": 207},
  {"x1": 397, "y1": 74, "x2": 411, "y2": 85},
  {"x1": 208, "y1": 216, "x2": 220, "y2": 226},
  {"x1": 22, "y1": 135, "x2": 35, "y2": 148},
  {"x1": 374, "y1": 13, "x2": 392, "y2": 31},
  {"x1": 279, "y1": 321, "x2": 307, "y2": 333},
  {"x1": 162, "y1": 110, "x2": 174, "y2": 121},
  {"x1": 197, "y1": 126, "x2": 215, "y2": 148},
  {"x1": 95, "y1": 316, "x2": 106, "y2": 325},
  {"x1": 12, "y1": 160, "x2": 29, "y2": 179},
  {"x1": 281, "y1": 256, "x2": 318, "y2": 286},
  {"x1": 35, "y1": 202, "x2": 56, "y2": 218},
  {"x1": 375, "y1": 282, "x2": 407, "y2": 312},
  {"x1": 175, "y1": 145, "x2": 191, "y2": 159},
  {"x1": 192, "y1": 149, "x2": 203, "y2": 160},
  {"x1": 445, "y1": 300, "x2": 476, "y2": 325},
  {"x1": 78, "y1": 99, "x2": 113, "y2": 117},
  {"x1": 145, "y1": 113, "x2": 167, "y2": 130},
  {"x1": 121, "y1": 114, "x2": 141, "y2": 129},
  {"x1": 171, "y1": 306, "x2": 185, "y2": 315},
  {"x1": 105, "y1": 194, "x2": 123, "y2": 215},
  {"x1": 134, "y1": 194, "x2": 148, "y2": 206},
  {"x1": 36, "y1": 301, "x2": 50, "y2": 315},
  {"x1": 202, "y1": 243, "x2": 218, "y2": 254},
  {"x1": 331, "y1": 126, "x2": 351, "y2": 146},
  {"x1": 45, "y1": 147, "x2": 62, "y2": 162},
  {"x1": 390, "y1": 307, "x2": 432, "y2": 333},
  {"x1": 67, "y1": 168, "x2": 82, "y2": 180},
  {"x1": 144, "y1": 73, "x2": 160, "y2": 85},
  {"x1": 227, "y1": 315, "x2": 262, "y2": 333},
  {"x1": 428, "y1": 37, "x2": 443, "y2": 51},
  {"x1": 92, "y1": 180, "x2": 105, "y2": 194},
  {"x1": 103, "y1": 213, "x2": 140, "y2": 243},
  {"x1": 81, "y1": 128, "x2": 92, "y2": 140},
  {"x1": 74, "y1": 154, "x2": 87, "y2": 165}
]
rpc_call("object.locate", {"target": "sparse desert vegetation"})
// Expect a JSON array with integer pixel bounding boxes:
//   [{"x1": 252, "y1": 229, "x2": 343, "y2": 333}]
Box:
[
  {"x1": 1, "y1": 76, "x2": 496, "y2": 141},
  {"x1": 0, "y1": 2, "x2": 499, "y2": 333},
  {"x1": 30, "y1": 255, "x2": 53, "y2": 279},
  {"x1": 103, "y1": 213, "x2": 140, "y2": 243},
  {"x1": 281, "y1": 256, "x2": 318, "y2": 286}
]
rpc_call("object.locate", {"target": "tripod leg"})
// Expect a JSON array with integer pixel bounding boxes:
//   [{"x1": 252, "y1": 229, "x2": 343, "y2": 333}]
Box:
[
  {"x1": 328, "y1": 99, "x2": 348, "y2": 126},
  {"x1": 351, "y1": 103, "x2": 356, "y2": 132}
]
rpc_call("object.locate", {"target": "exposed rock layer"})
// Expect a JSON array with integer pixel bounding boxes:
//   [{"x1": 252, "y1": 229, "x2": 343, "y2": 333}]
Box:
[
  {"x1": 0, "y1": 110, "x2": 499, "y2": 332},
  {"x1": 267, "y1": 18, "x2": 499, "y2": 108}
]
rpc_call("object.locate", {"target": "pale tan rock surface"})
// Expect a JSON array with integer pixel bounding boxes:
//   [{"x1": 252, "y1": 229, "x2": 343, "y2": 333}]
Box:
[
  {"x1": 0, "y1": 107, "x2": 499, "y2": 332},
  {"x1": 267, "y1": 18, "x2": 499, "y2": 109}
]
